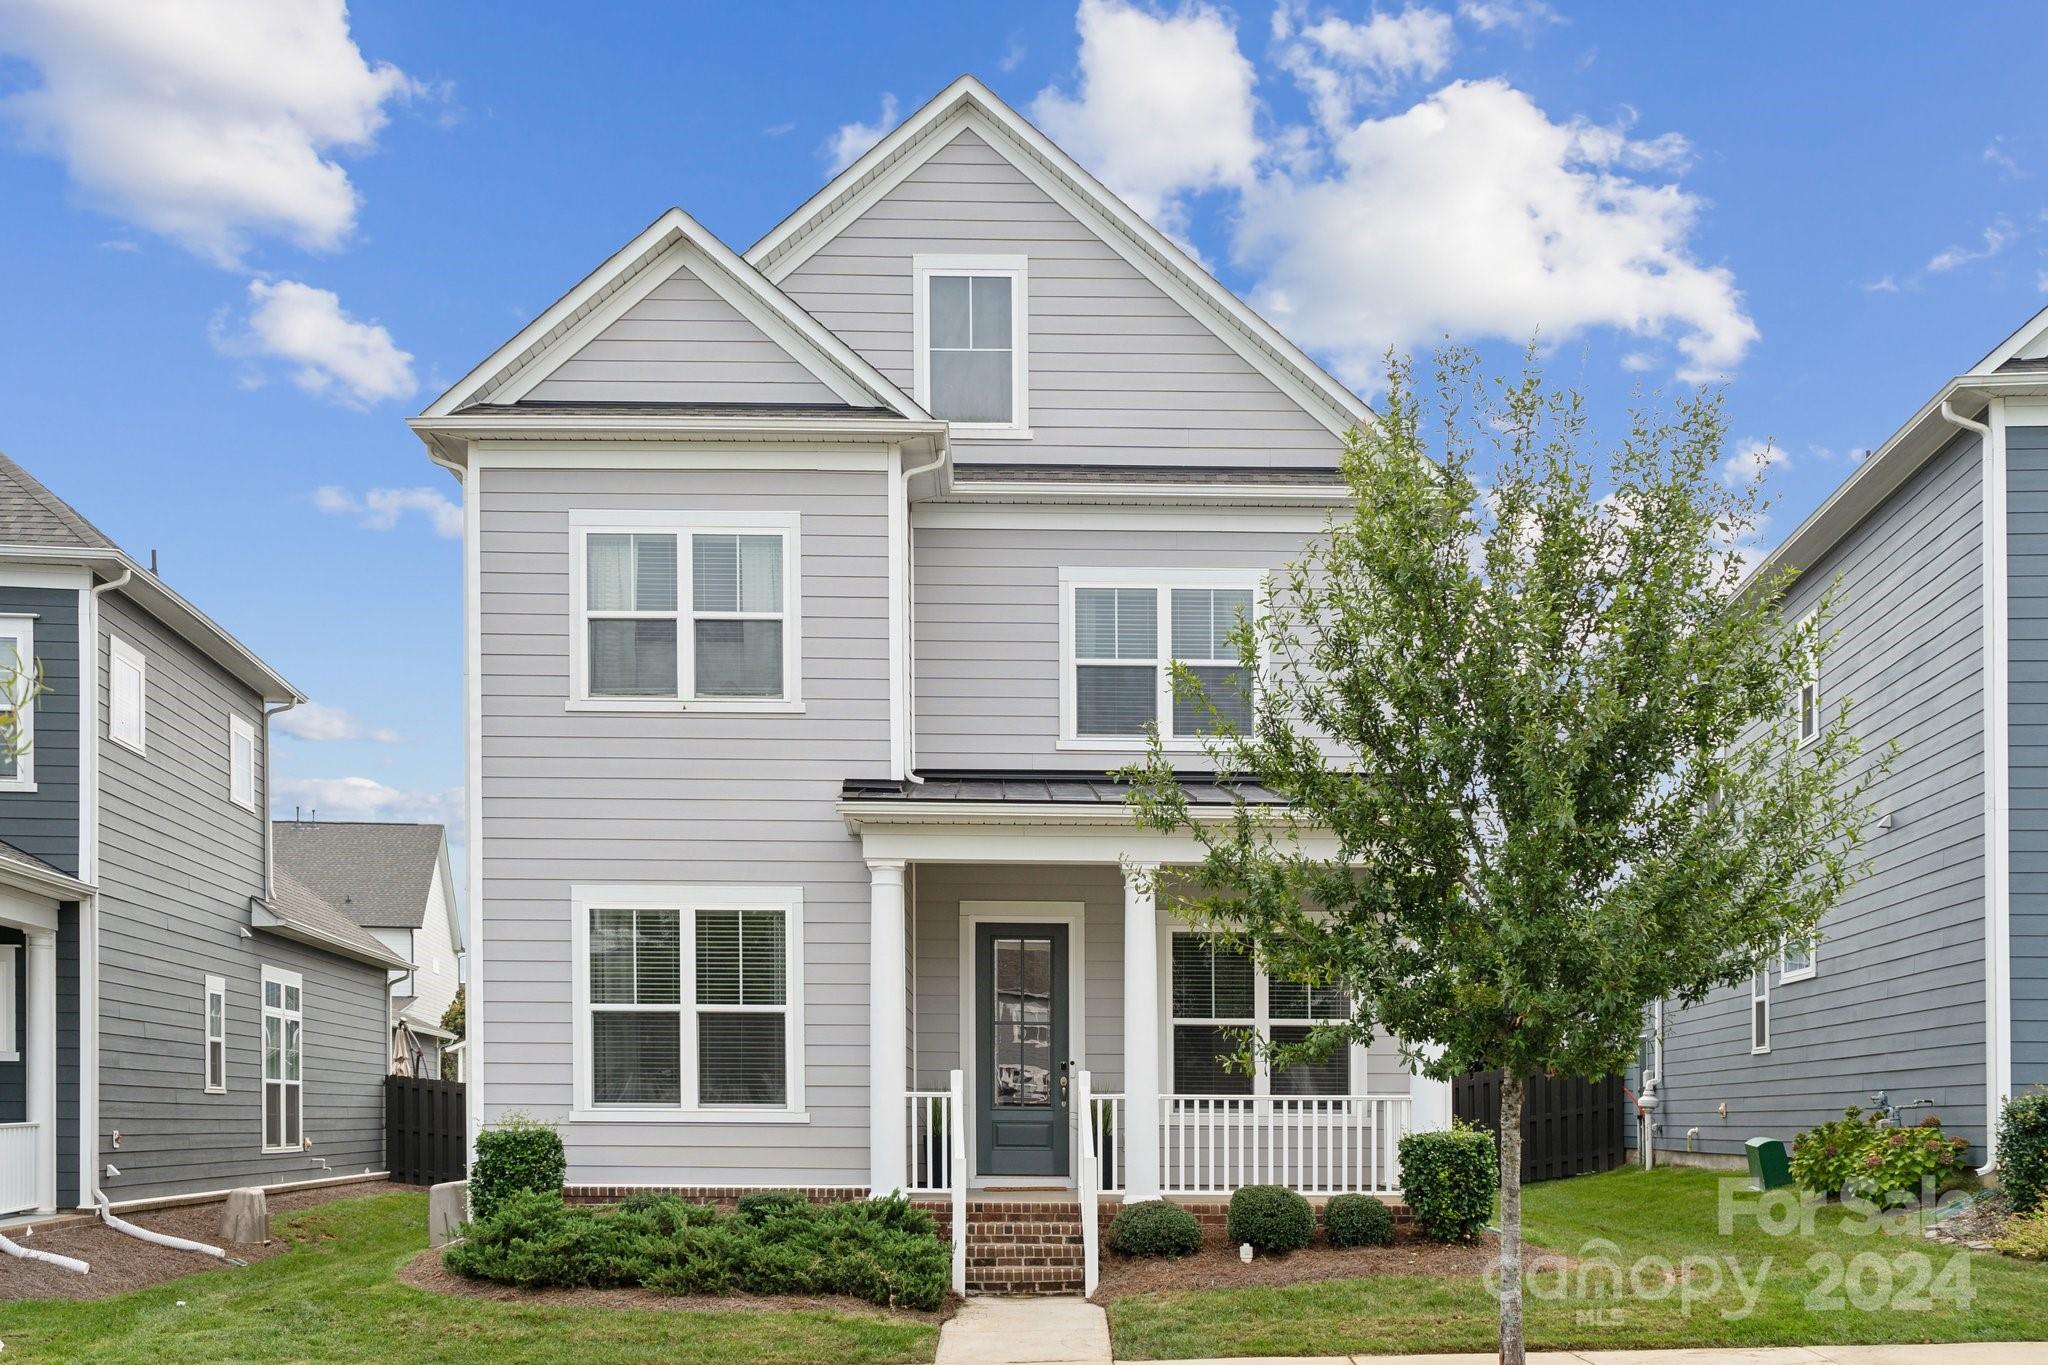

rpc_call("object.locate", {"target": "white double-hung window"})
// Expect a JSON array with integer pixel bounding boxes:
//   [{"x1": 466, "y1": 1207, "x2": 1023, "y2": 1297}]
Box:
[
  {"x1": 261, "y1": 966, "x2": 302, "y2": 1150},
  {"x1": 1169, "y1": 933, "x2": 1353, "y2": 1097},
  {"x1": 204, "y1": 974, "x2": 227, "y2": 1093},
  {"x1": 572, "y1": 884, "x2": 805, "y2": 1119},
  {"x1": 0, "y1": 615, "x2": 34, "y2": 791},
  {"x1": 914, "y1": 254, "x2": 1028, "y2": 434},
  {"x1": 569, "y1": 511, "x2": 800, "y2": 710},
  {"x1": 1060, "y1": 570, "x2": 1258, "y2": 746}
]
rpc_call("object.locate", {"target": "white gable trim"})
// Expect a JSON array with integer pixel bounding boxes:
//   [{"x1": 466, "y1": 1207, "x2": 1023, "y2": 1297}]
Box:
[
  {"x1": 423, "y1": 208, "x2": 928, "y2": 420},
  {"x1": 747, "y1": 76, "x2": 1371, "y2": 441},
  {"x1": 1970, "y1": 302, "x2": 2048, "y2": 375}
]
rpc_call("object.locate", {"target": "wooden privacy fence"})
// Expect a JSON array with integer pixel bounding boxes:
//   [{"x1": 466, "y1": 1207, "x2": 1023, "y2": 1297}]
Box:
[
  {"x1": 1453, "y1": 1070, "x2": 1626, "y2": 1183},
  {"x1": 386, "y1": 1075, "x2": 467, "y2": 1186}
]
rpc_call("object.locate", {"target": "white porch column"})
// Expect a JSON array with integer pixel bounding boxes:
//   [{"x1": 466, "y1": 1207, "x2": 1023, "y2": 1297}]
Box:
[
  {"x1": 867, "y1": 859, "x2": 908, "y2": 1194},
  {"x1": 1121, "y1": 863, "x2": 1162, "y2": 1200},
  {"x1": 26, "y1": 927, "x2": 57, "y2": 1212},
  {"x1": 1408, "y1": 1052, "x2": 1452, "y2": 1133}
]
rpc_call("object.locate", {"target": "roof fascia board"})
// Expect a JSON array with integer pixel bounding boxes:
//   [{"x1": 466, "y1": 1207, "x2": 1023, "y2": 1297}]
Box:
[
  {"x1": 746, "y1": 77, "x2": 1372, "y2": 440},
  {"x1": 935, "y1": 477, "x2": 1351, "y2": 504},
  {"x1": 0, "y1": 853, "x2": 94, "y2": 902},
  {"x1": 251, "y1": 901, "x2": 412, "y2": 970},
  {"x1": 836, "y1": 798, "x2": 1260, "y2": 829},
  {"x1": 1970, "y1": 302, "x2": 2048, "y2": 374},
  {"x1": 409, "y1": 413, "x2": 946, "y2": 445}
]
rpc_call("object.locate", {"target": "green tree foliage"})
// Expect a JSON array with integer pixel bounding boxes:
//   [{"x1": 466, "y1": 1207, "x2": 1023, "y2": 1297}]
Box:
[
  {"x1": 1126, "y1": 352, "x2": 1882, "y2": 1363},
  {"x1": 440, "y1": 984, "x2": 464, "y2": 1042}
]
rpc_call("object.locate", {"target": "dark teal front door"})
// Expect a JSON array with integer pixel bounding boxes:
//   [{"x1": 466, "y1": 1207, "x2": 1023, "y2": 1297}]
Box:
[{"x1": 974, "y1": 923, "x2": 1070, "y2": 1177}]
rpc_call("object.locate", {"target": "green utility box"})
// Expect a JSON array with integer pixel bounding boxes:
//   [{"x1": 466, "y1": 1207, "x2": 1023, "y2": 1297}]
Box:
[{"x1": 1746, "y1": 1136, "x2": 1792, "y2": 1191}]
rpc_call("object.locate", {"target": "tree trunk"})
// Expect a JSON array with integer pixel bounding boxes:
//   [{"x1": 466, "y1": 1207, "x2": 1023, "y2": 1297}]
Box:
[{"x1": 1498, "y1": 1072, "x2": 1525, "y2": 1365}]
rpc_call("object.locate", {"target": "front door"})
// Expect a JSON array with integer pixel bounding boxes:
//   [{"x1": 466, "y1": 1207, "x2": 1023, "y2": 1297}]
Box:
[{"x1": 974, "y1": 922, "x2": 1071, "y2": 1178}]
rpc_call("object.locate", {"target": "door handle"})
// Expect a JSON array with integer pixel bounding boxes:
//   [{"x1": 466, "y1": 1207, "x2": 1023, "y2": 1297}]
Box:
[{"x1": 1058, "y1": 1059, "x2": 1073, "y2": 1104}]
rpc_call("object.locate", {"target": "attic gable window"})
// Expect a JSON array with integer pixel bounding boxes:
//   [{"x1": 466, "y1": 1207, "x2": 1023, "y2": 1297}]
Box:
[{"x1": 914, "y1": 255, "x2": 1029, "y2": 436}]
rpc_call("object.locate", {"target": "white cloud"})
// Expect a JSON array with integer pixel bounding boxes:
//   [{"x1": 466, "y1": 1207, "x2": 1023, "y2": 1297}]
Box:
[
  {"x1": 1927, "y1": 217, "x2": 2013, "y2": 273},
  {"x1": 824, "y1": 93, "x2": 898, "y2": 174},
  {"x1": 1720, "y1": 437, "x2": 1778, "y2": 488},
  {"x1": 1235, "y1": 79, "x2": 1757, "y2": 385},
  {"x1": 1620, "y1": 350, "x2": 1657, "y2": 372},
  {"x1": 1275, "y1": 3, "x2": 1456, "y2": 133},
  {"x1": 313, "y1": 484, "x2": 462, "y2": 538},
  {"x1": 1457, "y1": 0, "x2": 1561, "y2": 37},
  {"x1": 274, "y1": 701, "x2": 399, "y2": 744},
  {"x1": 999, "y1": 32, "x2": 1029, "y2": 72},
  {"x1": 219, "y1": 279, "x2": 416, "y2": 405},
  {"x1": 1032, "y1": 0, "x2": 1261, "y2": 229},
  {"x1": 1862, "y1": 274, "x2": 1901, "y2": 293},
  {"x1": 273, "y1": 775, "x2": 462, "y2": 831},
  {"x1": 1984, "y1": 137, "x2": 2023, "y2": 179},
  {"x1": 761, "y1": 120, "x2": 796, "y2": 137},
  {"x1": 0, "y1": 0, "x2": 417, "y2": 266}
]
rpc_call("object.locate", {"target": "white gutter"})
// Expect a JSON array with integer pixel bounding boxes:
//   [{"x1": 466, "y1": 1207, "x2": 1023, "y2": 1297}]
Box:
[
  {"x1": 898, "y1": 444, "x2": 948, "y2": 785},
  {"x1": 1939, "y1": 398, "x2": 2013, "y2": 1171},
  {"x1": 261, "y1": 698, "x2": 297, "y2": 901},
  {"x1": 78, "y1": 566, "x2": 128, "y2": 1212}
]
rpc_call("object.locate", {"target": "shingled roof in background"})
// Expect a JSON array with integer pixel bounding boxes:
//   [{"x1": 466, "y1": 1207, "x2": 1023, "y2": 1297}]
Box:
[{"x1": 273, "y1": 820, "x2": 450, "y2": 930}]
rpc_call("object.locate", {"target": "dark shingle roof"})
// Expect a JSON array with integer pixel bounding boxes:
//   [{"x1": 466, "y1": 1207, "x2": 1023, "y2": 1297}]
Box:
[
  {"x1": 0, "y1": 452, "x2": 120, "y2": 550},
  {"x1": 263, "y1": 869, "x2": 410, "y2": 968},
  {"x1": 273, "y1": 821, "x2": 448, "y2": 929},
  {"x1": 1997, "y1": 357, "x2": 2048, "y2": 372},
  {"x1": 842, "y1": 769, "x2": 1288, "y2": 806}
]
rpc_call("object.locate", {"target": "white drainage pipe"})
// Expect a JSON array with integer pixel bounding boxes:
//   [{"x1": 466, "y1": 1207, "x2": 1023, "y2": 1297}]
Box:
[
  {"x1": 95, "y1": 1195, "x2": 246, "y2": 1266},
  {"x1": 0, "y1": 1230, "x2": 89, "y2": 1275}
]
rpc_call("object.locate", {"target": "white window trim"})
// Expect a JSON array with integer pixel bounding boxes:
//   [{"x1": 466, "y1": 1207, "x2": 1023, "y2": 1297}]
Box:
[
  {"x1": 229, "y1": 714, "x2": 257, "y2": 811},
  {"x1": 1750, "y1": 968, "x2": 1771, "y2": 1054},
  {"x1": 0, "y1": 943, "x2": 17, "y2": 1062},
  {"x1": 110, "y1": 635, "x2": 146, "y2": 754},
  {"x1": 1057, "y1": 567, "x2": 1265, "y2": 751},
  {"x1": 1795, "y1": 611, "x2": 1820, "y2": 748},
  {"x1": 261, "y1": 965, "x2": 303, "y2": 1152},
  {"x1": 0, "y1": 615, "x2": 36, "y2": 792},
  {"x1": 569, "y1": 883, "x2": 808, "y2": 1123},
  {"x1": 566, "y1": 509, "x2": 804, "y2": 714},
  {"x1": 204, "y1": 973, "x2": 227, "y2": 1093},
  {"x1": 912, "y1": 253, "x2": 1031, "y2": 438},
  {"x1": 1779, "y1": 935, "x2": 1818, "y2": 984},
  {"x1": 1162, "y1": 928, "x2": 1366, "y2": 1097}
]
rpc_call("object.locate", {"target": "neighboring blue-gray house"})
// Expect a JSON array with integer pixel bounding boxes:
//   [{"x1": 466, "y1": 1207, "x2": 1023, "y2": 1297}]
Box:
[
  {"x1": 1640, "y1": 308, "x2": 2048, "y2": 1170},
  {"x1": 0, "y1": 453, "x2": 404, "y2": 1219}
]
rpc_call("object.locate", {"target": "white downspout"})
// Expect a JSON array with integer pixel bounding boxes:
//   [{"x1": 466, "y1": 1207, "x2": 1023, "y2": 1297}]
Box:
[
  {"x1": 262, "y1": 698, "x2": 299, "y2": 902},
  {"x1": 0, "y1": 1230, "x2": 88, "y2": 1274},
  {"x1": 1940, "y1": 397, "x2": 2011, "y2": 1173},
  {"x1": 78, "y1": 567, "x2": 129, "y2": 1211},
  {"x1": 899, "y1": 444, "x2": 946, "y2": 786}
]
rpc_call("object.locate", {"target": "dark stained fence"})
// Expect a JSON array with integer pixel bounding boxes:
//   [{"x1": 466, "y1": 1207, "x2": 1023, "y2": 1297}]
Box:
[
  {"x1": 1452, "y1": 1070, "x2": 1626, "y2": 1183},
  {"x1": 386, "y1": 1076, "x2": 467, "y2": 1186}
]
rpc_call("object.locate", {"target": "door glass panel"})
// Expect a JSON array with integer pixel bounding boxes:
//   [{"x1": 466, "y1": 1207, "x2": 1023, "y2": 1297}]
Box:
[{"x1": 991, "y1": 936, "x2": 1053, "y2": 1108}]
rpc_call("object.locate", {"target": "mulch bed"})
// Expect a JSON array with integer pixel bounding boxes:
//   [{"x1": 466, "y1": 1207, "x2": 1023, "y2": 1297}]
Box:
[
  {"x1": 399, "y1": 1247, "x2": 958, "y2": 1323},
  {"x1": 0, "y1": 1178, "x2": 405, "y2": 1302},
  {"x1": 1092, "y1": 1224, "x2": 1570, "y2": 1300}
]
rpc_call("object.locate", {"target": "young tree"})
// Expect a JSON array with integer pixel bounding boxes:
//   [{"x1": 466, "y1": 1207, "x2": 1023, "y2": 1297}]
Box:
[{"x1": 1125, "y1": 354, "x2": 1880, "y2": 1365}]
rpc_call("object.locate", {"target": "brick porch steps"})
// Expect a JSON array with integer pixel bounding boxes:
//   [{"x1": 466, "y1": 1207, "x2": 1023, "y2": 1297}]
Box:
[{"x1": 960, "y1": 1198, "x2": 1088, "y2": 1295}]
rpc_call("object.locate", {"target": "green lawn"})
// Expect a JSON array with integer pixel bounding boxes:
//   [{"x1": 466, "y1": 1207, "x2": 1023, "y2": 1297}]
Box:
[
  {"x1": 1108, "y1": 1167, "x2": 2048, "y2": 1360},
  {"x1": 1, "y1": 1193, "x2": 938, "y2": 1364}
]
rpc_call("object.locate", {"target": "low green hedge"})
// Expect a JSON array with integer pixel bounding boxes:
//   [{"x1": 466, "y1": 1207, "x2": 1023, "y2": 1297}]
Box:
[
  {"x1": 1227, "y1": 1184, "x2": 1314, "y2": 1253},
  {"x1": 469, "y1": 1116, "x2": 566, "y2": 1223},
  {"x1": 1107, "y1": 1200, "x2": 1202, "y2": 1257},
  {"x1": 443, "y1": 1190, "x2": 950, "y2": 1311},
  {"x1": 1999, "y1": 1090, "x2": 2048, "y2": 1215},
  {"x1": 1398, "y1": 1125, "x2": 1496, "y2": 1243},
  {"x1": 1323, "y1": 1193, "x2": 1395, "y2": 1248}
]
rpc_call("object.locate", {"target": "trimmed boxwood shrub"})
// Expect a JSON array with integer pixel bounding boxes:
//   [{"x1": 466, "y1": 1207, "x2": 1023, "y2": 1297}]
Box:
[
  {"x1": 1999, "y1": 1090, "x2": 2048, "y2": 1215},
  {"x1": 736, "y1": 1190, "x2": 812, "y2": 1224},
  {"x1": 1398, "y1": 1125, "x2": 1496, "y2": 1243},
  {"x1": 1107, "y1": 1199, "x2": 1202, "y2": 1257},
  {"x1": 469, "y1": 1115, "x2": 566, "y2": 1223},
  {"x1": 1226, "y1": 1184, "x2": 1314, "y2": 1254},
  {"x1": 1323, "y1": 1193, "x2": 1395, "y2": 1248}
]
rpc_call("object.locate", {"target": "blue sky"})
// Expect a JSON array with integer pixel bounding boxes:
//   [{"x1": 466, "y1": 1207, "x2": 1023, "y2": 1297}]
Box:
[{"x1": 1, "y1": 2, "x2": 2044, "y2": 901}]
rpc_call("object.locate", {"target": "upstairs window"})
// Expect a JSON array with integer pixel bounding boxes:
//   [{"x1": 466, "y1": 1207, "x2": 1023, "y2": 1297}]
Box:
[
  {"x1": 571, "y1": 513, "x2": 800, "y2": 709},
  {"x1": 1780, "y1": 935, "x2": 1818, "y2": 983},
  {"x1": 0, "y1": 615, "x2": 34, "y2": 791},
  {"x1": 110, "y1": 636, "x2": 146, "y2": 753},
  {"x1": 915, "y1": 255, "x2": 1028, "y2": 434},
  {"x1": 1062, "y1": 573, "x2": 1256, "y2": 746},
  {"x1": 229, "y1": 715, "x2": 257, "y2": 811}
]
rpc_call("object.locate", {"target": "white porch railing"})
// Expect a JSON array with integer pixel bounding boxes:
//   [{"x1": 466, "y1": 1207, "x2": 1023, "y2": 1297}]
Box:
[
  {"x1": 905, "y1": 1086, "x2": 955, "y2": 1195},
  {"x1": 1089, "y1": 1092, "x2": 1125, "y2": 1193},
  {"x1": 1074, "y1": 1069, "x2": 1101, "y2": 1296},
  {"x1": 0, "y1": 1122, "x2": 38, "y2": 1215},
  {"x1": 1160, "y1": 1094, "x2": 1410, "y2": 1196}
]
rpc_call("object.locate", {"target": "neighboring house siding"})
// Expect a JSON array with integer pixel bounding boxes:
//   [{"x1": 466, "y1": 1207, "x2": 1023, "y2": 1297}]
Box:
[
  {"x1": 913, "y1": 520, "x2": 1327, "y2": 770},
  {"x1": 779, "y1": 128, "x2": 1345, "y2": 470},
  {"x1": 524, "y1": 257, "x2": 844, "y2": 406},
  {"x1": 95, "y1": 593, "x2": 385, "y2": 1199},
  {"x1": 0, "y1": 585, "x2": 82, "y2": 875},
  {"x1": 475, "y1": 461, "x2": 891, "y2": 1186},
  {"x1": 2008, "y1": 422, "x2": 2048, "y2": 1094},
  {"x1": 1654, "y1": 430, "x2": 1989, "y2": 1158},
  {"x1": 405, "y1": 862, "x2": 460, "y2": 1029}
]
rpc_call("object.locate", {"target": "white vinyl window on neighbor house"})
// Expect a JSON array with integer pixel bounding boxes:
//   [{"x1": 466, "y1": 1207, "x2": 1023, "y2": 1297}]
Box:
[
  {"x1": 110, "y1": 636, "x2": 146, "y2": 753},
  {"x1": 1170, "y1": 933, "x2": 1353, "y2": 1097},
  {"x1": 569, "y1": 511, "x2": 801, "y2": 712},
  {"x1": 914, "y1": 255, "x2": 1029, "y2": 435},
  {"x1": 1795, "y1": 614, "x2": 1820, "y2": 746},
  {"x1": 261, "y1": 966, "x2": 303, "y2": 1151},
  {"x1": 1780, "y1": 935, "x2": 1818, "y2": 983},
  {"x1": 1750, "y1": 968, "x2": 1770, "y2": 1054},
  {"x1": 229, "y1": 714, "x2": 256, "y2": 811},
  {"x1": 204, "y1": 974, "x2": 227, "y2": 1093},
  {"x1": 572, "y1": 885, "x2": 805, "y2": 1121},
  {"x1": 0, "y1": 616, "x2": 34, "y2": 792},
  {"x1": 1060, "y1": 570, "x2": 1258, "y2": 747}
]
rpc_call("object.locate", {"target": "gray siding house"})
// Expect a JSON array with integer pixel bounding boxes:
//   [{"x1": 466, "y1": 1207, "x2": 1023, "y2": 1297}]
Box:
[
  {"x1": 412, "y1": 77, "x2": 1449, "y2": 1288},
  {"x1": 1642, "y1": 309, "x2": 2048, "y2": 1169},
  {"x1": 0, "y1": 454, "x2": 403, "y2": 1217}
]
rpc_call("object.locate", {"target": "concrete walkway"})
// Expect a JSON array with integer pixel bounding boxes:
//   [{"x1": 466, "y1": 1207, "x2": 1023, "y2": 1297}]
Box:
[{"x1": 935, "y1": 1299, "x2": 2048, "y2": 1365}]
